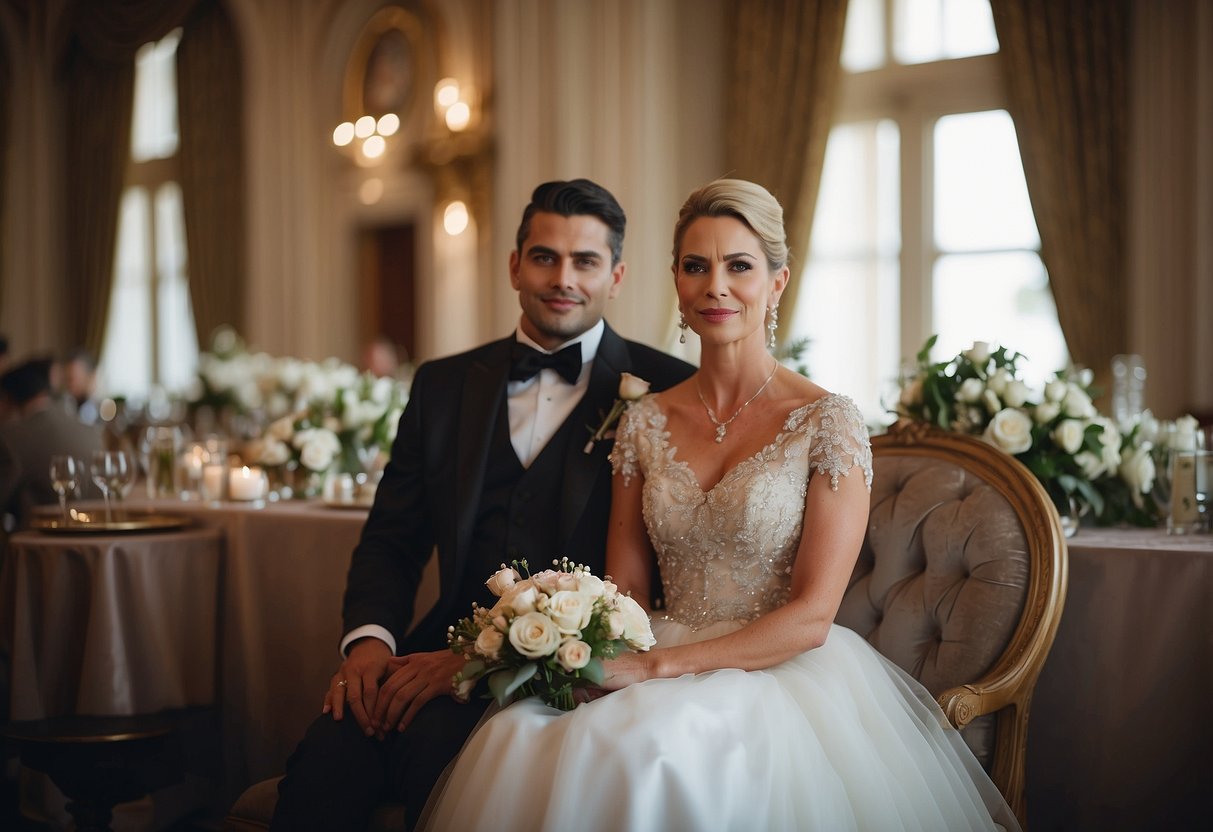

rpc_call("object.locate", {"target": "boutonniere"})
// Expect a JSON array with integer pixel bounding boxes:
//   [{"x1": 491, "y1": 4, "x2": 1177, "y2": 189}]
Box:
[{"x1": 583, "y1": 372, "x2": 651, "y2": 454}]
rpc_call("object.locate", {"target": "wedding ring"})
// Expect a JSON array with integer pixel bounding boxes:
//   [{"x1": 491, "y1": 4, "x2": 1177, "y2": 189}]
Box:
[{"x1": 337, "y1": 679, "x2": 348, "y2": 688}]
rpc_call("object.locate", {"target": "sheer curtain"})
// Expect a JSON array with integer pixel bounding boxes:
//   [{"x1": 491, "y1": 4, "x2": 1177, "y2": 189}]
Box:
[
  {"x1": 990, "y1": 0, "x2": 1131, "y2": 385},
  {"x1": 63, "y1": 0, "x2": 199, "y2": 354},
  {"x1": 726, "y1": 0, "x2": 850, "y2": 346},
  {"x1": 178, "y1": 0, "x2": 247, "y2": 345}
]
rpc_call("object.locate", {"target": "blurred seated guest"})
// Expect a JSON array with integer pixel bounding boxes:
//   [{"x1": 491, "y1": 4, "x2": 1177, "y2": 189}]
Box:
[
  {"x1": 361, "y1": 336, "x2": 402, "y2": 380},
  {"x1": 62, "y1": 346, "x2": 100, "y2": 425},
  {"x1": 0, "y1": 358, "x2": 104, "y2": 529}
]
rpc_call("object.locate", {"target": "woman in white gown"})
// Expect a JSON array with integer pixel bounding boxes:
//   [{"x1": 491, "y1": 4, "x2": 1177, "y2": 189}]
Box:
[{"x1": 421, "y1": 179, "x2": 1020, "y2": 831}]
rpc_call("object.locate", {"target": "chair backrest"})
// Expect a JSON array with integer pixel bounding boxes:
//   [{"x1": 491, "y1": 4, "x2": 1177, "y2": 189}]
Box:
[{"x1": 835, "y1": 423, "x2": 1067, "y2": 823}]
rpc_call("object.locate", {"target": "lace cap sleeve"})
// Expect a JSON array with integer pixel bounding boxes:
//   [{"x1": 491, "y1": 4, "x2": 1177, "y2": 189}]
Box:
[
  {"x1": 806, "y1": 395, "x2": 874, "y2": 492},
  {"x1": 608, "y1": 396, "x2": 653, "y2": 487}
]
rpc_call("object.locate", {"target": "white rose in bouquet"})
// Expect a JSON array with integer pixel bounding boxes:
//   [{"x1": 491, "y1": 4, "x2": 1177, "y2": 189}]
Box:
[
  {"x1": 982, "y1": 389, "x2": 1002, "y2": 415},
  {"x1": 508, "y1": 611, "x2": 562, "y2": 659},
  {"x1": 1044, "y1": 378, "x2": 1068, "y2": 403},
  {"x1": 1003, "y1": 380, "x2": 1031, "y2": 408},
  {"x1": 1075, "y1": 450, "x2": 1105, "y2": 480},
  {"x1": 956, "y1": 378, "x2": 985, "y2": 404},
  {"x1": 986, "y1": 367, "x2": 1011, "y2": 396},
  {"x1": 1052, "y1": 419, "x2": 1085, "y2": 455},
  {"x1": 257, "y1": 438, "x2": 292, "y2": 467},
  {"x1": 983, "y1": 408, "x2": 1033, "y2": 455},
  {"x1": 615, "y1": 594, "x2": 656, "y2": 650},
  {"x1": 1033, "y1": 401, "x2": 1061, "y2": 425},
  {"x1": 1062, "y1": 385, "x2": 1096, "y2": 419},
  {"x1": 575, "y1": 571, "x2": 605, "y2": 598},
  {"x1": 963, "y1": 341, "x2": 992, "y2": 365},
  {"x1": 295, "y1": 427, "x2": 341, "y2": 472},
  {"x1": 604, "y1": 610, "x2": 626, "y2": 640},
  {"x1": 547, "y1": 590, "x2": 594, "y2": 635},
  {"x1": 1094, "y1": 419, "x2": 1122, "y2": 474},
  {"x1": 485, "y1": 566, "x2": 521, "y2": 597},
  {"x1": 1119, "y1": 445, "x2": 1156, "y2": 507},
  {"x1": 556, "y1": 639, "x2": 592, "y2": 672}
]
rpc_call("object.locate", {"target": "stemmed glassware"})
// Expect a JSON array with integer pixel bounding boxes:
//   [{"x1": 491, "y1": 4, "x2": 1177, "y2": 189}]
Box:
[
  {"x1": 91, "y1": 450, "x2": 130, "y2": 525},
  {"x1": 49, "y1": 455, "x2": 81, "y2": 526}
]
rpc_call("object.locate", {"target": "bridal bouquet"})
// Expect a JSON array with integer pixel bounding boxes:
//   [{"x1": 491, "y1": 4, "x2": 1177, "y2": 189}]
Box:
[
  {"x1": 894, "y1": 336, "x2": 1159, "y2": 527},
  {"x1": 448, "y1": 559, "x2": 655, "y2": 710}
]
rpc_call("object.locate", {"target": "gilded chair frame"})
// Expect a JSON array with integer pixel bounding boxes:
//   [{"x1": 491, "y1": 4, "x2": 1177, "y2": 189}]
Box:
[{"x1": 872, "y1": 423, "x2": 1068, "y2": 824}]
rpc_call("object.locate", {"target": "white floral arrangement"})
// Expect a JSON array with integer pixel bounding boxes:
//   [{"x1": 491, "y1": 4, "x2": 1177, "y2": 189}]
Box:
[
  {"x1": 895, "y1": 336, "x2": 1161, "y2": 526},
  {"x1": 245, "y1": 372, "x2": 405, "y2": 476},
  {"x1": 448, "y1": 559, "x2": 655, "y2": 711}
]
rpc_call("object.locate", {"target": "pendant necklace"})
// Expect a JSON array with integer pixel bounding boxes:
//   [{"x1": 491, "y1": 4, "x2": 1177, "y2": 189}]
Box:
[{"x1": 696, "y1": 360, "x2": 779, "y2": 443}]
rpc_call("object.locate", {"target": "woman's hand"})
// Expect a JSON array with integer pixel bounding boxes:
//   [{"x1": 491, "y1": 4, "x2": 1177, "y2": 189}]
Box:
[{"x1": 600, "y1": 650, "x2": 657, "y2": 691}]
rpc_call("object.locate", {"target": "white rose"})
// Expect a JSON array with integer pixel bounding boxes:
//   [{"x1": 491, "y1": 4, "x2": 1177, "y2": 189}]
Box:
[
  {"x1": 507, "y1": 585, "x2": 541, "y2": 616},
  {"x1": 546, "y1": 590, "x2": 594, "y2": 635},
  {"x1": 299, "y1": 439, "x2": 335, "y2": 472},
  {"x1": 982, "y1": 389, "x2": 1002, "y2": 415},
  {"x1": 474, "y1": 627, "x2": 504, "y2": 661},
  {"x1": 963, "y1": 341, "x2": 992, "y2": 366},
  {"x1": 1062, "y1": 385, "x2": 1096, "y2": 419},
  {"x1": 1078, "y1": 367, "x2": 1095, "y2": 387},
  {"x1": 1003, "y1": 380, "x2": 1030, "y2": 408},
  {"x1": 1136, "y1": 410, "x2": 1159, "y2": 445},
  {"x1": 957, "y1": 378, "x2": 985, "y2": 404},
  {"x1": 485, "y1": 566, "x2": 521, "y2": 597},
  {"x1": 1045, "y1": 379, "x2": 1068, "y2": 402},
  {"x1": 982, "y1": 408, "x2": 1033, "y2": 455},
  {"x1": 1074, "y1": 450, "x2": 1105, "y2": 479},
  {"x1": 986, "y1": 368, "x2": 1011, "y2": 396},
  {"x1": 508, "y1": 611, "x2": 561, "y2": 659},
  {"x1": 258, "y1": 438, "x2": 291, "y2": 466},
  {"x1": 618, "y1": 373, "x2": 651, "y2": 401},
  {"x1": 1033, "y1": 401, "x2": 1061, "y2": 425},
  {"x1": 614, "y1": 594, "x2": 656, "y2": 651},
  {"x1": 1119, "y1": 446, "x2": 1156, "y2": 506},
  {"x1": 530, "y1": 570, "x2": 562, "y2": 595},
  {"x1": 601, "y1": 580, "x2": 619, "y2": 603},
  {"x1": 1097, "y1": 422, "x2": 1122, "y2": 475},
  {"x1": 575, "y1": 571, "x2": 605, "y2": 598},
  {"x1": 604, "y1": 610, "x2": 625, "y2": 640},
  {"x1": 556, "y1": 638, "x2": 592, "y2": 672},
  {"x1": 1052, "y1": 419, "x2": 1085, "y2": 455}
]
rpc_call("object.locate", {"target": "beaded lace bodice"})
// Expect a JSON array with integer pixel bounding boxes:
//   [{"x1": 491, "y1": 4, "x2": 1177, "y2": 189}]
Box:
[{"x1": 610, "y1": 393, "x2": 873, "y2": 630}]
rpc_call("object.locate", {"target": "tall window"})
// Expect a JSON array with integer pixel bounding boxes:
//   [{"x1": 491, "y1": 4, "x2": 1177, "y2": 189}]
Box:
[
  {"x1": 98, "y1": 30, "x2": 198, "y2": 402},
  {"x1": 792, "y1": 0, "x2": 1066, "y2": 421}
]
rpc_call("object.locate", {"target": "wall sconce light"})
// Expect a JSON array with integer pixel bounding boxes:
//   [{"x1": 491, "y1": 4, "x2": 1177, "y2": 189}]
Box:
[
  {"x1": 433, "y1": 77, "x2": 473, "y2": 133},
  {"x1": 443, "y1": 200, "x2": 470, "y2": 236},
  {"x1": 333, "y1": 112, "x2": 400, "y2": 164}
]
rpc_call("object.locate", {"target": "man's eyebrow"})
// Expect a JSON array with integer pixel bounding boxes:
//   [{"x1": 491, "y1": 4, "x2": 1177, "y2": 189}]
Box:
[{"x1": 526, "y1": 244, "x2": 559, "y2": 257}]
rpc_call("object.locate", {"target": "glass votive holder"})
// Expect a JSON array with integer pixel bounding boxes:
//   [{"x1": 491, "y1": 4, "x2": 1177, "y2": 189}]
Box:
[
  {"x1": 179, "y1": 441, "x2": 209, "y2": 500},
  {"x1": 228, "y1": 465, "x2": 268, "y2": 506},
  {"x1": 201, "y1": 461, "x2": 227, "y2": 504},
  {"x1": 1167, "y1": 450, "x2": 1205, "y2": 534}
]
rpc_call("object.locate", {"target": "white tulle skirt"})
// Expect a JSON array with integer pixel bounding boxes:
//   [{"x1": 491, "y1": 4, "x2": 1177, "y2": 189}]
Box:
[{"x1": 419, "y1": 622, "x2": 1020, "y2": 832}]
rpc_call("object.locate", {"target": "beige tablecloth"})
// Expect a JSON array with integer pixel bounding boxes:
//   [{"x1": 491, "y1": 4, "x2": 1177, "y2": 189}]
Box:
[
  {"x1": 1027, "y1": 527, "x2": 1213, "y2": 831},
  {"x1": 1, "y1": 526, "x2": 223, "y2": 720}
]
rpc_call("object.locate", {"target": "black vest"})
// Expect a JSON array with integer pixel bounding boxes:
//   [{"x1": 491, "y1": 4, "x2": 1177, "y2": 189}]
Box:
[{"x1": 456, "y1": 392, "x2": 584, "y2": 615}]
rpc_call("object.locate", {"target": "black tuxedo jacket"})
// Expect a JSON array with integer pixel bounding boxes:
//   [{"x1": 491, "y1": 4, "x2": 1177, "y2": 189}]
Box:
[{"x1": 342, "y1": 323, "x2": 694, "y2": 655}]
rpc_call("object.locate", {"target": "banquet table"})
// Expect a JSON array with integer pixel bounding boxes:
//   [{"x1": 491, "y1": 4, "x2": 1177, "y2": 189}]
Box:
[
  {"x1": 1, "y1": 526, "x2": 224, "y2": 721},
  {"x1": 1026, "y1": 526, "x2": 1212, "y2": 831}
]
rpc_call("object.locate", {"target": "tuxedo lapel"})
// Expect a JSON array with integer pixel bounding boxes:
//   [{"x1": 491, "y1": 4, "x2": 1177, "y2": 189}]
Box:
[
  {"x1": 453, "y1": 339, "x2": 511, "y2": 579},
  {"x1": 558, "y1": 325, "x2": 630, "y2": 546}
]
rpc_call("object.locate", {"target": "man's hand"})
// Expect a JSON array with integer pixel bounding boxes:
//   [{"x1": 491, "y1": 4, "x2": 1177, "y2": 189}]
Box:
[
  {"x1": 372, "y1": 650, "x2": 467, "y2": 736},
  {"x1": 323, "y1": 638, "x2": 392, "y2": 736}
]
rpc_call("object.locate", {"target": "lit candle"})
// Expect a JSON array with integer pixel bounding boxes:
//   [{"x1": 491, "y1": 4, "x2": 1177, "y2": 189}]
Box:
[{"x1": 229, "y1": 466, "x2": 266, "y2": 501}]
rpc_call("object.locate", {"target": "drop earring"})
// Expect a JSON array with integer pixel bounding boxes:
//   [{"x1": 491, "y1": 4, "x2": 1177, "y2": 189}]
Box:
[
  {"x1": 679, "y1": 313, "x2": 689, "y2": 344},
  {"x1": 767, "y1": 305, "x2": 779, "y2": 351}
]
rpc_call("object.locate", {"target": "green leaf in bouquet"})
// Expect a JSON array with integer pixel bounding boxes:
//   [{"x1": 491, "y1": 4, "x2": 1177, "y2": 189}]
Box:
[
  {"x1": 579, "y1": 657, "x2": 605, "y2": 686},
  {"x1": 461, "y1": 658, "x2": 486, "y2": 679},
  {"x1": 916, "y1": 334, "x2": 938, "y2": 364},
  {"x1": 1069, "y1": 475, "x2": 1105, "y2": 518},
  {"x1": 488, "y1": 662, "x2": 538, "y2": 707}
]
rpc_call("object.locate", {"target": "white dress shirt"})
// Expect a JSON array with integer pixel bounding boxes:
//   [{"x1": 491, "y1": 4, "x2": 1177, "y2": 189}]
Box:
[{"x1": 340, "y1": 320, "x2": 605, "y2": 657}]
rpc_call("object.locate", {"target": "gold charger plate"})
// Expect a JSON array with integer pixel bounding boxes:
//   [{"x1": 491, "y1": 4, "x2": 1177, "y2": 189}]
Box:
[{"x1": 30, "y1": 511, "x2": 191, "y2": 535}]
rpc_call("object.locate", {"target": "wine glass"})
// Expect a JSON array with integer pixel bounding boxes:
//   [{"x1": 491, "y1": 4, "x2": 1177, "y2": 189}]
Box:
[
  {"x1": 91, "y1": 450, "x2": 129, "y2": 525},
  {"x1": 49, "y1": 455, "x2": 81, "y2": 525},
  {"x1": 113, "y1": 449, "x2": 138, "y2": 517}
]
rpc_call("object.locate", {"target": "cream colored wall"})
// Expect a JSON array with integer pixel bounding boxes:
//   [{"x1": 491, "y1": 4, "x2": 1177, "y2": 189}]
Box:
[{"x1": 1, "y1": 0, "x2": 1208, "y2": 418}]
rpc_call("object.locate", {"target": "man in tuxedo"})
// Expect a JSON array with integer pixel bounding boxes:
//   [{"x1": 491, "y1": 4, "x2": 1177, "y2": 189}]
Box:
[{"x1": 271, "y1": 179, "x2": 693, "y2": 830}]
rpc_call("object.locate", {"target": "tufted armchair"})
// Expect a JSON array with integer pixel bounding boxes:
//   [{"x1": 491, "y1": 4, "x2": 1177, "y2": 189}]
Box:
[{"x1": 835, "y1": 423, "x2": 1067, "y2": 826}]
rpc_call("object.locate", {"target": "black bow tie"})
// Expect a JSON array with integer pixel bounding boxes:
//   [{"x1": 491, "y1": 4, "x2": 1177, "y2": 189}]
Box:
[{"x1": 508, "y1": 341, "x2": 583, "y2": 384}]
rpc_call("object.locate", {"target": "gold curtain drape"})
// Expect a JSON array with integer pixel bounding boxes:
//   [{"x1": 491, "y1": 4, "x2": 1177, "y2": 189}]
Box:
[
  {"x1": 990, "y1": 0, "x2": 1131, "y2": 383},
  {"x1": 726, "y1": 0, "x2": 849, "y2": 346},
  {"x1": 177, "y1": 0, "x2": 246, "y2": 345},
  {"x1": 62, "y1": 0, "x2": 199, "y2": 354}
]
